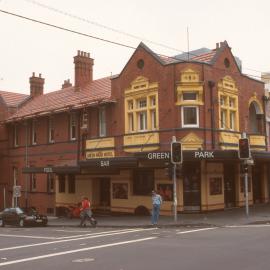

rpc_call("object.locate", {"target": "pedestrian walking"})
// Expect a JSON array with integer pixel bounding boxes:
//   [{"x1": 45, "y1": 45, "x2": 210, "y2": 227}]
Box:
[
  {"x1": 79, "y1": 196, "x2": 92, "y2": 227},
  {"x1": 151, "y1": 190, "x2": 163, "y2": 225}
]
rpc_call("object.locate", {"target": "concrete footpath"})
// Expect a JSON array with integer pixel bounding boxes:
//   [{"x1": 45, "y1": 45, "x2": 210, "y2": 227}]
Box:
[{"x1": 47, "y1": 203, "x2": 270, "y2": 228}]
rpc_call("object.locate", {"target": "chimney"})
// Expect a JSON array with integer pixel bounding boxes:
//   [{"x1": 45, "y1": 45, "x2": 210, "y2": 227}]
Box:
[
  {"x1": 73, "y1": 50, "x2": 94, "y2": 91},
  {"x1": 29, "y1": 72, "x2": 44, "y2": 98},
  {"x1": 62, "y1": 79, "x2": 72, "y2": 89},
  {"x1": 216, "y1": 43, "x2": 219, "y2": 49}
]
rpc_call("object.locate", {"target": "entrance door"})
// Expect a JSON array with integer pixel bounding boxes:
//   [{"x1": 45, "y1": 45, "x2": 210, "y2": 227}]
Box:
[
  {"x1": 224, "y1": 163, "x2": 236, "y2": 208},
  {"x1": 99, "y1": 178, "x2": 111, "y2": 207},
  {"x1": 252, "y1": 164, "x2": 262, "y2": 203},
  {"x1": 183, "y1": 162, "x2": 201, "y2": 211}
]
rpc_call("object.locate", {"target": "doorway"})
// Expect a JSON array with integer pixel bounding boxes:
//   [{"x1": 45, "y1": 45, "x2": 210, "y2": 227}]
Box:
[
  {"x1": 99, "y1": 177, "x2": 111, "y2": 207},
  {"x1": 224, "y1": 163, "x2": 236, "y2": 208},
  {"x1": 183, "y1": 162, "x2": 201, "y2": 211},
  {"x1": 252, "y1": 164, "x2": 262, "y2": 204}
]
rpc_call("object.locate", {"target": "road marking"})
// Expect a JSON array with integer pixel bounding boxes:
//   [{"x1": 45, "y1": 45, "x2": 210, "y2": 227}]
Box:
[
  {"x1": 0, "y1": 228, "x2": 157, "y2": 251},
  {"x1": 176, "y1": 227, "x2": 217, "y2": 234},
  {"x1": 0, "y1": 237, "x2": 156, "y2": 266},
  {"x1": 72, "y1": 258, "x2": 95, "y2": 263},
  {"x1": 226, "y1": 224, "x2": 270, "y2": 228},
  {"x1": 0, "y1": 234, "x2": 56, "y2": 240}
]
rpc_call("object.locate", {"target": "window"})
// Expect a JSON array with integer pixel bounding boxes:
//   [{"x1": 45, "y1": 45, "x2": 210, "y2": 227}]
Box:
[
  {"x1": 68, "y1": 174, "x2": 75, "y2": 193},
  {"x1": 70, "y1": 113, "x2": 77, "y2": 140},
  {"x1": 99, "y1": 107, "x2": 106, "y2": 137},
  {"x1": 229, "y1": 111, "x2": 235, "y2": 130},
  {"x1": 30, "y1": 174, "x2": 37, "y2": 191},
  {"x1": 137, "y1": 99, "x2": 147, "y2": 108},
  {"x1": 48, "y1": 117, "x2": 54, "y2": 143},
  {"x1": 220, "y1": 109, "x2": 227, "y2": 129},
  {"x1": 138, "y1": 111, "x2": 147, "y2": 131},
  {"x1": 47, "y1": 174, "x2": 54, "y2": 193},
  {"x1": 151, "y1": 110, "x2": 156, "y2": 129},
  {"x1": 13, "y1": 167, "x2": 18, "y2": 186},
  {"x1": 58, "y1": 175, "x2": 65, "y2": 193},
  {"x1": 133, "y1": 170, "x2": 154, "y2": 195},
  {"x1": 14, "y1": 125, "x2": 18, "y2": 147},
  {"x1": 183, "y1": 92, "x2": 197, "y2": 101},
  {"x1": 181, "y1": 106, "x2": 199, "y2": 127},
  {"x1": 32, "y1": 120, "x2": 37, "y2": 145},
  {"x1": 219, "y1": 93, "x2": 238, "y2": 131},
  {"x1": 128, "y1": 113, "x2": 134, "y2": 132}
]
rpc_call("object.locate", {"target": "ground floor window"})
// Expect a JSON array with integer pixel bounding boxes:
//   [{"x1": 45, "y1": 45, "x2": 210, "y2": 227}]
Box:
[
  {"x1": 58, "y1": 175, "x2": 65, "y2": 193},
  {"x1": 133, "y1": 169, "x2": 154, "y2": 196}
]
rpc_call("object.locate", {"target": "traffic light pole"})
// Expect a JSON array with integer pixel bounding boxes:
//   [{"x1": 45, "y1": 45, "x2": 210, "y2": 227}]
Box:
[
  {"x1": 173, "y1": 163, "x2": 177, "y2": 222},
  {"x1": 244, "y1": 160, "x2": 249, "y2": 218}
]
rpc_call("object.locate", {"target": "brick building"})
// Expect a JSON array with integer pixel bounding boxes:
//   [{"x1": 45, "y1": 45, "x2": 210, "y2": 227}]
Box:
[{"x1": 1, "y1": 41, "x2": 270, "y2": 215}]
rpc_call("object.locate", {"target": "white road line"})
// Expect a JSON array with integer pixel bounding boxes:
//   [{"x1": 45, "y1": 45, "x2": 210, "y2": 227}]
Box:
[
  {"x1": 0, "y1": 228, "x2": 157, "y2": 251},
  {"x1": 0, "y1": 237, "x2": 156, "y2": 266},
  {"x1": 0, "y1": 228, "x2": 152, "y2": 241},
  {"x1": 176, "y1": 227, "x2": 217, "y2": 234},
  {"x1": 0, "y1": 234, "x2": 56, "y2": 240},
  {"x1": 55, "y1": 228, "x2": 153, "y2": 240},
  {"x1": 226, "y1": 224, "x2": 270, "y2": 228}
]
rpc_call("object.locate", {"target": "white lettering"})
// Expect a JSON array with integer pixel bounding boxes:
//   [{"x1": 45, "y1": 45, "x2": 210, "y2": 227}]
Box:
[
  {"x1": 147, "y1": 152, "x2": 170, "y2": 160},
  {"x1": 100, "y1": 161, "x2": 110, "y2": 167},
  {"x1": 194, "y1": 151, "x2": 214, "y2": 159}
]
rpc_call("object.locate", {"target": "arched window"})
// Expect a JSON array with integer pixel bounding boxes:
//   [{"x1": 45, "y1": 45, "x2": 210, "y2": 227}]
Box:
[{"x1": 248, "y1": 101, "x2": 263, "y2": 134}]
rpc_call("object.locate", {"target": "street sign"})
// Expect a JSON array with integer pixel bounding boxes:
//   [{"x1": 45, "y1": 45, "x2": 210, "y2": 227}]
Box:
[{"x1": 13, "y1": 185, "x2": 21, "y2": 197}]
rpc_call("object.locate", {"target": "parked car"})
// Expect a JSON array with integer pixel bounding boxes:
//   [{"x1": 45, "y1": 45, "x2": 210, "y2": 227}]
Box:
[{"x1": 0, "y1": 207, "x2": 48, "y2": 227}]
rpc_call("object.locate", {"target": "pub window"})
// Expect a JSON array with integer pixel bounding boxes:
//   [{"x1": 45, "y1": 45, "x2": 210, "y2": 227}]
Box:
[
  {"x1": 13, "y1": 167, "x2": 18, "y2": 186},
  {"x1": 58, "y1": 175, "x2": 65, "y2": 193},
  {"x1": 48, "y1": 117, "x2": 55, "y2": 143},
  {"x1": 14, "y1": 124, "x2": 19, "y2": 147},
  {"x1": 70, "y1": 113, "x2": 77, "y2": 140},
  {"x1": 181, "y1": 106, "x2": 199, "y2": 127},
  {"x1": 32, "y1": 120, "x2": 37, "y2": 145},
  {"x1": 99, "y1": 107, "x2": 106, "y2": 137},
  {"x1": 128, "y1": 113, "x2": 134, "y2": 132},
  {"x1": 138, "y1": 111, "x2": 147, "y2": 131},
  {"x1": 68, "y1": 174, "x2": 76, "y2": 193},
  {"x1": 183, "y1": 92, "x2": 197, "y2": 101},
  {"x1": 151, "y1": 110, "x2": 156, "y2": 130},
  {"x1": 30, "y1": 173, "x2": 37, "y2": 191},
  {"x1": 47, "y1": 173, "x2": 54, "y2": 193},
  {"x1": 133, "y1": 170, "x2": 154, "y2": 196}
]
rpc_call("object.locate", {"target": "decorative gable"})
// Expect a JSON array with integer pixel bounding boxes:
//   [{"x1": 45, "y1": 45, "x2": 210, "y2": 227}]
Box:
[{"x1": 180, "y1": 132, "x2": 203, "y2": 150}]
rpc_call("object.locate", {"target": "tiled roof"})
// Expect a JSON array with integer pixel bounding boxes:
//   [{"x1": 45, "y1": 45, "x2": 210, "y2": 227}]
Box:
[
  {"x1": 0, "y1": 90, "x2": 28, "y2": 107},
  {"x1": 190, "y1": 50, "x2": 217, "y2": 63},
  {"x1": 7, "y1": 77, "x2": 113, "y2": 121}
]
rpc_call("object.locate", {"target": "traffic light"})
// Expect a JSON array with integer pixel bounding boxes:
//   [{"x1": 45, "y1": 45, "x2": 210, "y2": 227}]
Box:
[
  {"x1": 164, "y1": 162, "x2": 173, "y2": 180},
  {"x1": 238, "y1": 138, "x2": 250, "y2": 159},
  {"x1": 171, "y1": 141, "x2": 182, "y2": 164}
]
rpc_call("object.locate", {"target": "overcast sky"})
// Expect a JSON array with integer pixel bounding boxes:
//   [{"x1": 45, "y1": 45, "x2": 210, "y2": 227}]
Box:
[{"x1": 0, "y1": 0, "x2": 269, "y2": 94}]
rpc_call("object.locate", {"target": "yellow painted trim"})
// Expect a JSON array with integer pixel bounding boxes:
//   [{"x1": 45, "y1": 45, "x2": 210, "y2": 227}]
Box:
[
  {"x1": 218, "y1": 76, "x2": 239, "y2": 131},
  {"x1": 124, "y1": 132, "x2": 159, "y2": 146},
  {"x1": 176, "y1": 68, "x2": 204, "y2": 106},
  {"x1": 219, "y1": 132, "x2": 240, "y2": 150},
  {"x1": 86, "y1": 137, "x2": 115, "y2": 149},
  {"x1": 124, "y1": 76, "x2": 159, "y2": 134},
  {"x1": 180, "y1": 132, "x2": 203, "y2": 150},
  {"x1": 248, "y1": 96, "x2": 263, "y2": 113},
  {"x1": 249, "y1": 135, "x2": 266, "y2": 146},
  {"x1": 124, "y1": 146, "x2": 160, "y2": 153}
]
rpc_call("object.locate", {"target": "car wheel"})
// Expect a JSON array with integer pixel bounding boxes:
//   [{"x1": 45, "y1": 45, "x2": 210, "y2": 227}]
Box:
[{"x1": 19, "y1": 219, "x2": 24, "y2": 227}]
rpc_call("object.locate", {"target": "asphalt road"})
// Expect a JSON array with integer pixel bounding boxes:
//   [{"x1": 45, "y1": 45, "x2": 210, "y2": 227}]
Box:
[{"x1": 0, "y1": 224, "x2": 270, "y2": 270}]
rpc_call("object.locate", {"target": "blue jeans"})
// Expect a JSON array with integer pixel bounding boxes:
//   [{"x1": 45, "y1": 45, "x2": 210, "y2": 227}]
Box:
[{"x1": 151, "y1": 204, "x2": 160, "y2": 224}]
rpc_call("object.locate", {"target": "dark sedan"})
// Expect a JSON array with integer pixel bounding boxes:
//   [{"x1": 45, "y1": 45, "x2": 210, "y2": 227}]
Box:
[{"x1": 0, "y1": 207, "x2": 48, "y2": 227}]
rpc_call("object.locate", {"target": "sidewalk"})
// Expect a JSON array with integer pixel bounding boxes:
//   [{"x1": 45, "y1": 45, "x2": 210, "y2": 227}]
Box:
[{"x1": 48, "y1": 203, "x2": 270, "y2": 228}]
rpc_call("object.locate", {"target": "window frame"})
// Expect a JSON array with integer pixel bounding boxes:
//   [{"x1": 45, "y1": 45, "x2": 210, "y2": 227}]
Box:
[
  {"x1": 99, "y1": 107, "x2": 106, "y2": 137},
  {"x1": 48, "y1": 117, "x2": 55, "y2": 143},
  {"x1": 70, "y1": 113, "x2": 77, "y2": 141},
  {"x1": 58, "y1": 175, "x2": 66, "y2": 193},
  {"x1": 181, "y1": 106, "x2": 199, "y2": 128},
  {"x1": 32, "y1": 120, "x2": 37, "y2": 145}
]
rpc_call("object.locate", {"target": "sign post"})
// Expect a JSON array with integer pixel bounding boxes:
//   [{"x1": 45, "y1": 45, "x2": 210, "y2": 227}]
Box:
[
  {"x1": 170, "y1": 136, "x2": 182, "y2": 222},
  {"x1": 13, "y1": 185, "x2": 21, "y2": 207}
]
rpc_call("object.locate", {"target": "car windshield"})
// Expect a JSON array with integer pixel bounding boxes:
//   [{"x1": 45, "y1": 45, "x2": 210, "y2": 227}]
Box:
[{"x1": 15, "y1": 208, "x2": 24, "y2": 214}]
